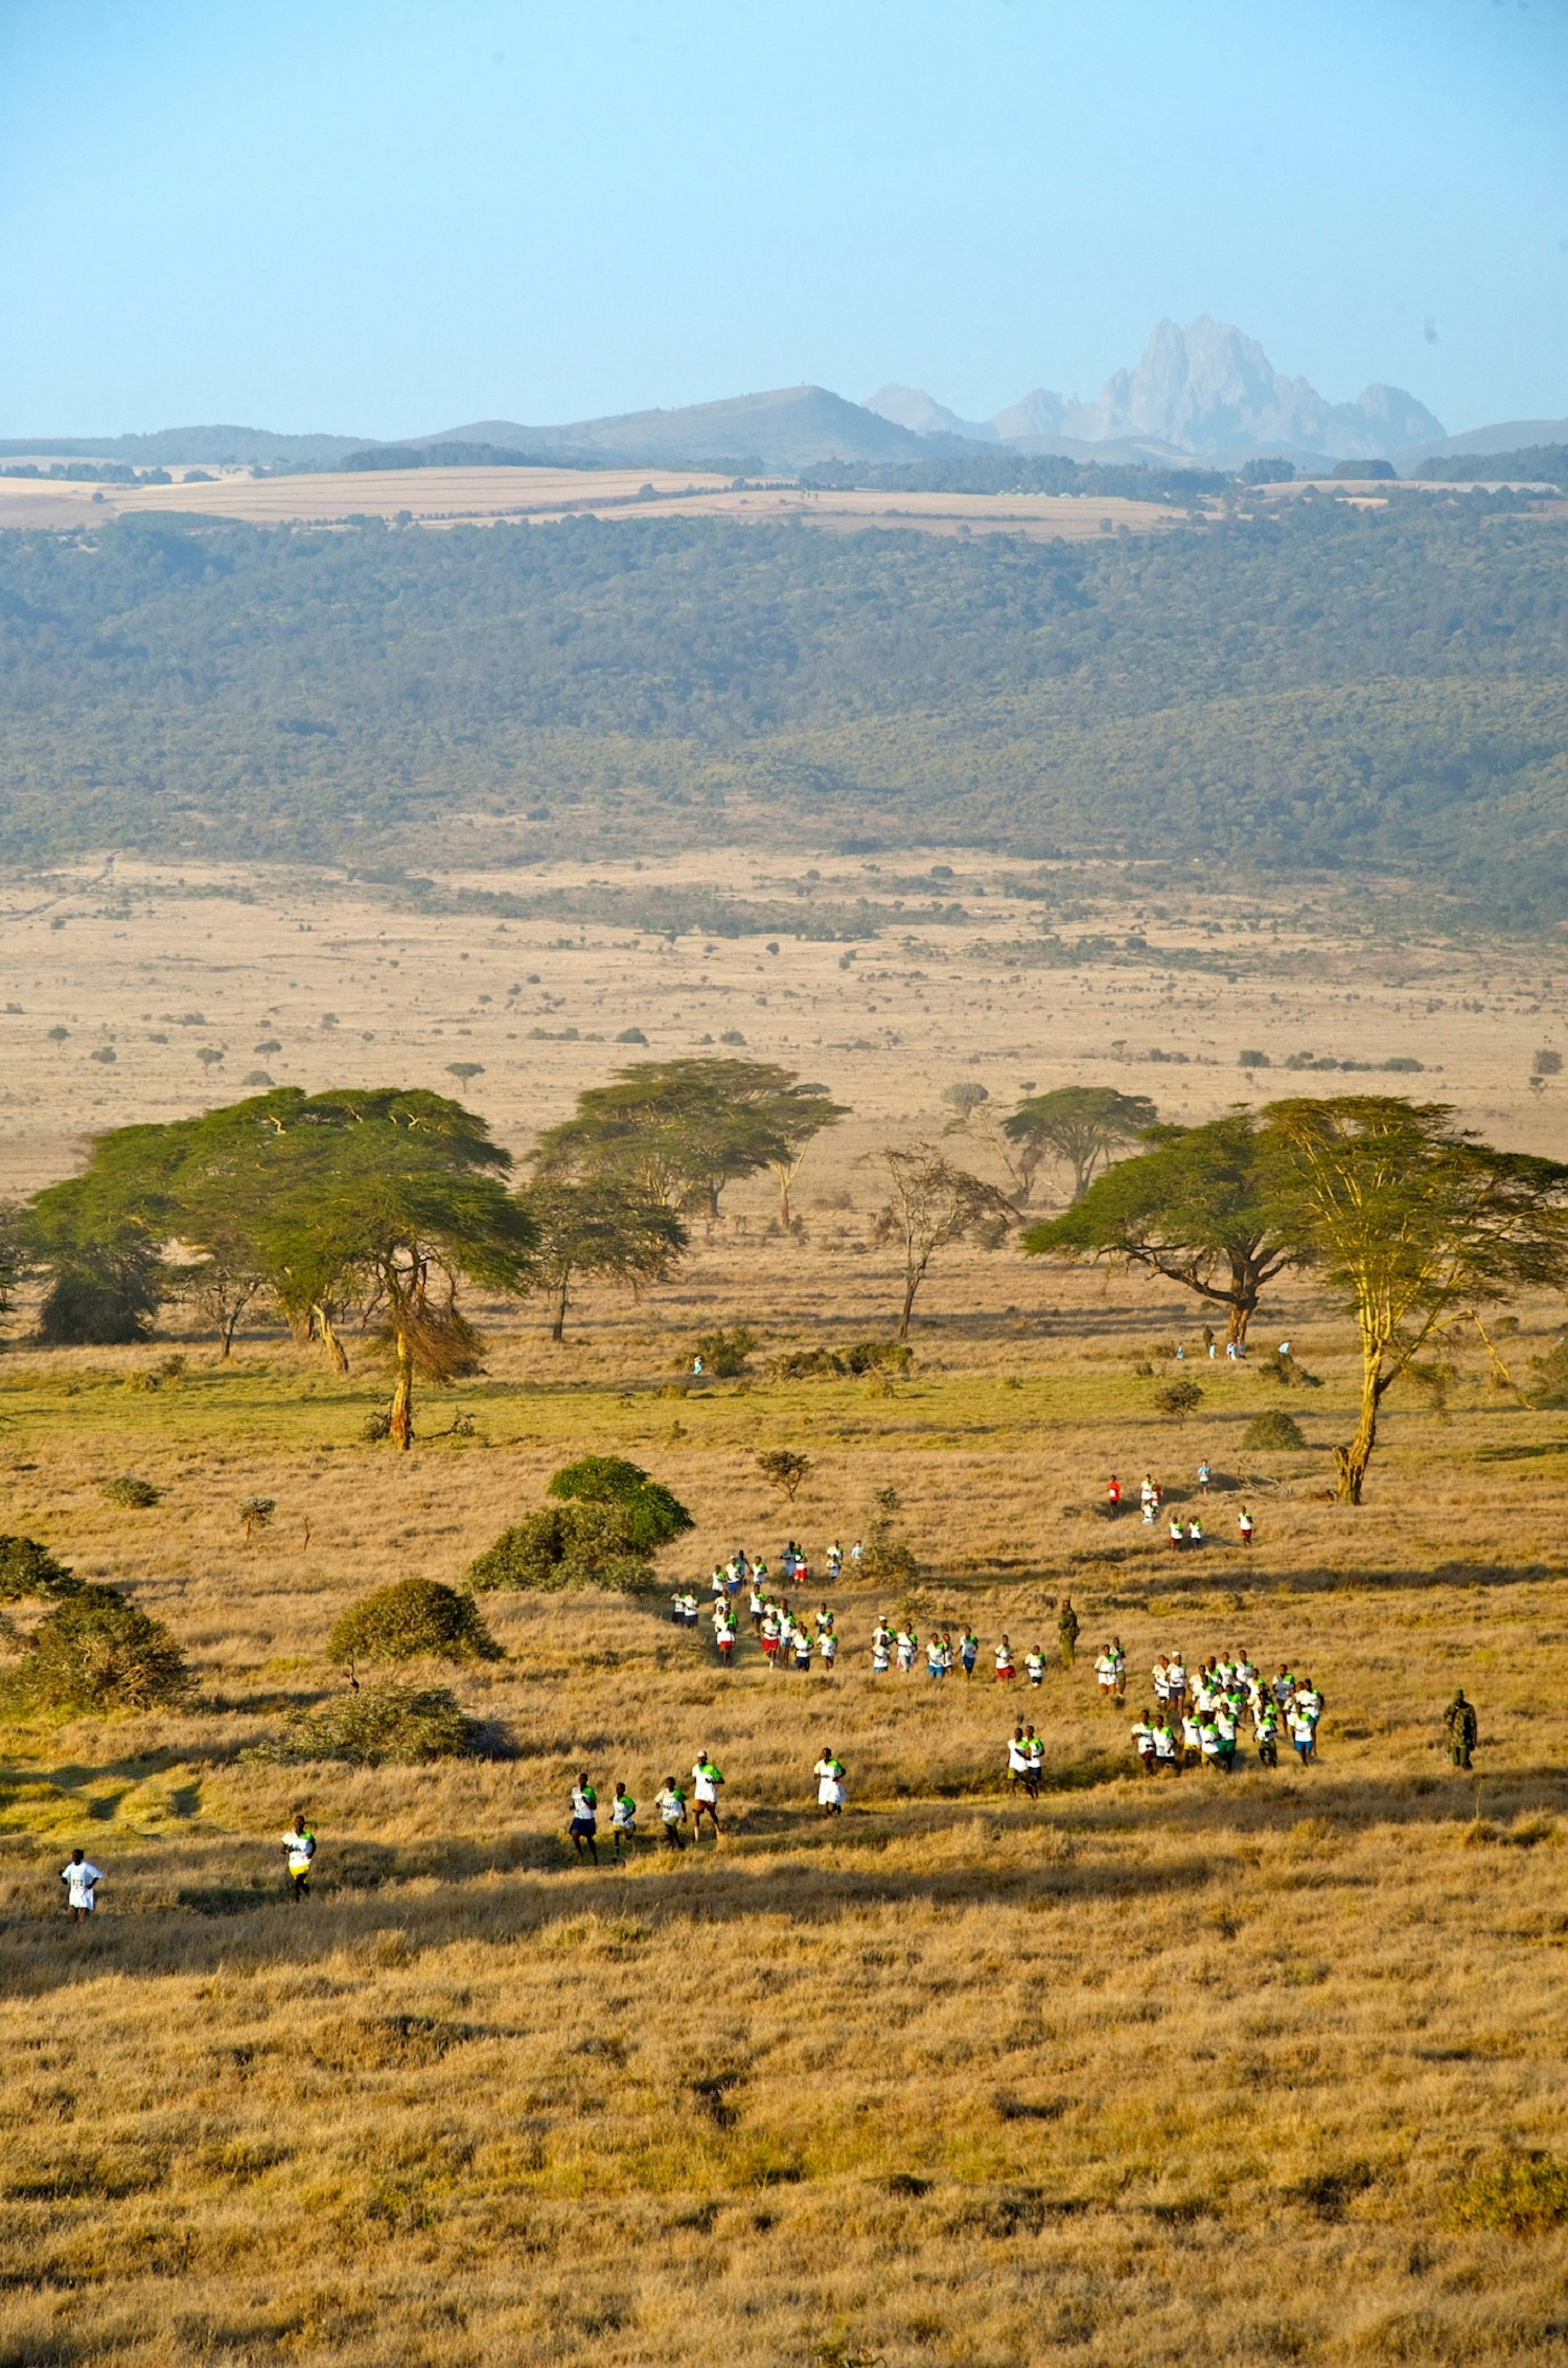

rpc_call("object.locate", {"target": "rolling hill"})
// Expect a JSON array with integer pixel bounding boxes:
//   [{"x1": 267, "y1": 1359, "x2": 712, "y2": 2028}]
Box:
[{"x1": 0, "y1": 495, "x2": 1564, "y2": 921}]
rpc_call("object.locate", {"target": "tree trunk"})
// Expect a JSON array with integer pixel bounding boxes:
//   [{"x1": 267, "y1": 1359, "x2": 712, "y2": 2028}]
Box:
[
  {"x1": 389, "y1": 1320, "x2": 414, "y2": 1451},
  {"x1": 551, "y1": 1276, "x2": 568, "y2": 1345},
  {"x1": 312, "y1": 1304, "x2": 349, "y2": 1374},
  {"x1": 1225, "y1": 1300, "x2": 1250, "y2": 1347},
  {"x1": 898, "y1": 1268, "x2": 919, "y2": 1340},
  {"x1": 220, "y1": 1309, "x2": 238, "y2": 1359},
  {"x1": 1334, "y1": 1358, "x2": 1383, "y2": 1504},
  {"x1": 777, "y1": 1166, "x2": 792, "y2": 1229}
]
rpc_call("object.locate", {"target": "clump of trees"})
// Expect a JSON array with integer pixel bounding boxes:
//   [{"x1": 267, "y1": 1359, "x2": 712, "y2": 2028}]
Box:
[
  {"x1": 1026, "y1": 1095, "x2": 1568, "y2": 1503},
  {"x1": 14, "y1": 1088, "x2": 539, "y2": 1448},
  {"x1": 1002, "y1": 1086, "x2": 1158, "y2": 1205},
  {"x1": 327, "y1": 1578, "x2": 501, "y2": 1667}
]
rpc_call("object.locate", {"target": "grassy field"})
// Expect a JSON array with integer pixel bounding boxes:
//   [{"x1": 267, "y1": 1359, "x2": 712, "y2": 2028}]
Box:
[{"x1": 0, "y1": 859, "x2": 1566, "y2": 2364}]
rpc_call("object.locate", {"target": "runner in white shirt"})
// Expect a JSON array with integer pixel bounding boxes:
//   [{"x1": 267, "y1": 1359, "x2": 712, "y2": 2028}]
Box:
[
  {"x1": 1130, "y1": 1715, "x2": 1156, "y2": 1774},
  {"x1": 1022, "y1": 1725, "x2": 1044, "y2": 1799},
  {"x1": 1006, "y1": 1726, "x2": 1030, "y2": 1788},
  {"x1": 1025, "y1": 1647, "x2": 1045, "y2": 1687},
  {"x1": 871, "y1": 1620, "x2": 892, "y2": 1673},
  {"x1": 610, "y1": 1783, "x2": 637, "y2": 1862},
  {"x1": 62, "y1": 1849, "x2": 102, "y2": 1920},
  {"x1": 814, "y1": 1749, "x2": 846, "y2": 1815},
  {"x1": 691, "y1": 1753, "x2": 726, "y2": 1838}
]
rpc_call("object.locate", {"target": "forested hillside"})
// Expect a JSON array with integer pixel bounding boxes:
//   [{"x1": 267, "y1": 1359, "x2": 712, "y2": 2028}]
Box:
[{"x1": 0, "y1": 497, "x2": 1563, "y2": 918}]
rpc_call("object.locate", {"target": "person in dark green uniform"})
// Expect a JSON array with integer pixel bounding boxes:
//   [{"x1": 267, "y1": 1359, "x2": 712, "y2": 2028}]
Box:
[
  {"x1": 1057, "y1": 1596, "x2": 1080, "y2": 1669},
  {"x1": 1445, "y1": 1690, "x2": 1478, "y2": 1768}
]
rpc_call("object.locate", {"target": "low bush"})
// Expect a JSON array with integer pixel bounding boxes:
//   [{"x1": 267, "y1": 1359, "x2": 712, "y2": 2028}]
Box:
[
  {"x1": 546, "y1": 1456, "x2": 693, "y2": 1550},
  {"x1": 769, "y1": 1340, "x2": 914, "y2": 1381},
  {"x1": 1154, "y1": 1380, "x2": 1204, "y2": 1420},
  {"x1": 327, "y1": 1577, "x2": 502, "y2": 1666},
  {"x1": 102, "y1": 1475, "x2": 162, "y2": 1509},
  {"x1": 0, "y1": 1537, "x2": 78, "y2": 1600},
  {"x1": 245, "y1": 1683, "x2": 488, "y2": 1766},
  {"x1": 1243, "y1": 1410, "x2": 1309, "y2": 1451},
  {"x1": 1449, "y1": 2152, "x2": 1568, "y2": 2236},
  {"x1": 468, "y1": 1502, "x2": 653, "y2": 1595},
  {"x1": 7, "y1": 1584, "x2": 189, "y2": 1712},
  {"x1": 859, "y1": 1518, "x2": 918, "y2": 1586},
  {"x1": 690, "y1": 1327, "x2": 757, "y2": 1378}
]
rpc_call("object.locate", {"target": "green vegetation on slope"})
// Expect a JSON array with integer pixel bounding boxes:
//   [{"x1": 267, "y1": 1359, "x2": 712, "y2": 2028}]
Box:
[{"x1": 0, "y1": 497, "x2": 1564, "y2": 915}]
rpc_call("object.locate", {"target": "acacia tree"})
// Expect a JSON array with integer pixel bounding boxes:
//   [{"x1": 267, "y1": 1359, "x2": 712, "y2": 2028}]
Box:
[
  {"x1": 1263, "y1": 1096, "x2": 1568, "y2": 1503},
  {"x1": 533, "y1": 1058, "x2": 786, "y2": 1220},
  {"x1": 1002, "y1": 1086, "x2": 1158, "y2": 1205},
  {"x1": 244, "y1": 1090, "x2": 536, "y2": 1448},
  {"x1": 20, "y1": 1123, "x2": 184, "y2": 1344},
  {"x1": 1023, "y1": 1113, "x2": 1292, "y2": 1346},
  {"x1": 869, "y1": 1144, "x2": 1014, "y2": 1339},
  {"x1": 521, "y1": 1174, "x2": 687, "y2": 1343},
  {"x1": 764, "y1": 1076, "x2": 851, "y2": 1228}
]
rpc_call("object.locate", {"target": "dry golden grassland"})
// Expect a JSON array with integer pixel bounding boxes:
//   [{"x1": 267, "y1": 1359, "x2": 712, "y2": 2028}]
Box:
[{"x1": 0, "y1": 861, "x2": 1567, "y2": 2365}]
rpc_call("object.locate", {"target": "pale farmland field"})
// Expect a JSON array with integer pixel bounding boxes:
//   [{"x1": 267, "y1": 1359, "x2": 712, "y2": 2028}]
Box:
[{"x1": 1, "y1": 855, "x2": 1568, "y2": 2366}]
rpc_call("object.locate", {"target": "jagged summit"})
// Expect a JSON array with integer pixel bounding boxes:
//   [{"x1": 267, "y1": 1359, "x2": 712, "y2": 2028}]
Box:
[{"x1": 867, "y1": 317, "x2": 1444, "y2": 464}]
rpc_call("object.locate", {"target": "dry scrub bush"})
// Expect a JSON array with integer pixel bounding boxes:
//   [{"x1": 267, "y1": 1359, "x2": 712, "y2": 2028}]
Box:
[
  {"x1": 4, "y1": 1583, "x2": 188, "y2": 1712},
  {"x1": 468, "y1": 1501, "x2": 653, "y2": 1594},
  {"x1": 1243, "y1": 1409, "x2": 1309, "y2": 1450},
  {"x1": 0, "y1": 1535, "x2": 76, "y2": 1599},
  {"x1": 1449, "y1": 2153, "x2": 1568, "y2": 2235},
  {"x1": 327, "y1": 1577, "x2": 502, "y2": 1667},
  {"x1": 102, "y1": 1473, "x2": 161, "y2": 1509},
  {"x1": 244, "y1": 1681, "x2": 489, "y2": 1766},
  {"x1": 547, "y1": 1455, "x2": 693, "y2": 1550}
]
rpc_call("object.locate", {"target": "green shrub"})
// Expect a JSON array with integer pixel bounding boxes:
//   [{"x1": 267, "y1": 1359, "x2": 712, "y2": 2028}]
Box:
[
  {"x1": 860, "y1": 1519, "x2": 918, "y2": 1587},
  {"x1": 546, "y1": 1456, "x2": 692, "y2": 1549},
  {"x1": 1449, "y1": 2152, "x2": 1568, "y2": 2235},
  {"x1": 468, "y1": 1502, "x2": 653, "y2": 1595},
  {"x1": 102, "y1": 1475, "x2": 162, "y2": 1510},
  {"x1": 9, "y1": 1584, "x2": 188, "y2": 1712},
  {"x1": 0, "y1": 1537, "x2": 78, "y2": 1601},
  {"x1": 1154, "y1": 1380, "x2": 1204, "y2": 1420},
  {"x1": 1243, "y1": 1410, "x2": 1309, "y2": 1451},
  {"x1": 245, "y1": 1683, "x2": 488, "y2": 1766},
  {"x1": 691, "y1": 1327, "x2": 757, "y2": 1378},
  {"x1": 1528, "y1": 1337, "x2": 1568, "y2": 1409},
  {"x1": 327, "y1": 1577, "x2": 501, "y2": 1666},
  {"x1": 769, "y1": 1340, "x2": 913, "y2": 1382}
]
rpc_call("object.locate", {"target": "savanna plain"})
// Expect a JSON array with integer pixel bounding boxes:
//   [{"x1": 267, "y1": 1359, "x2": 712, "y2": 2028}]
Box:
[{"x1": 2, "y1": 859, "x2": 1568, "y2": 2368}]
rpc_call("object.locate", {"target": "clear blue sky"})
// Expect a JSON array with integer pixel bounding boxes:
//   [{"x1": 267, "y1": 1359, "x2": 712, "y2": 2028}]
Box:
[{"x1": 1, "y1": 0, "x2": 1564, "y2": 439}]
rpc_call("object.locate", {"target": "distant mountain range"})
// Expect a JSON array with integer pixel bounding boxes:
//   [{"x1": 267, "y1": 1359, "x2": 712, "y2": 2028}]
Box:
[
  {"x1": 2, "y1": 316, "x2": 1557, "y2": 475},
  {"x1": 867, "y1": 316, "x2": 1446, "y2": 466}
]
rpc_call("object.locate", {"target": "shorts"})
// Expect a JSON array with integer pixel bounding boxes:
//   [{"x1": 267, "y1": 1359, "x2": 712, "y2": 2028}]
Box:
[{"x1": 569, "y1": 1818, "x2": 596, "y2": 1840}]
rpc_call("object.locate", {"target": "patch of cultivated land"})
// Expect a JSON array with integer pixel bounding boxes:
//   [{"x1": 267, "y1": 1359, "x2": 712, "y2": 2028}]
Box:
[
  {"x1": 0, "y1": 463, "x2": 1192, "y2": 540},
  {"x1": 1, "y1": 856, "x2": 1567, "y2": 2364}
]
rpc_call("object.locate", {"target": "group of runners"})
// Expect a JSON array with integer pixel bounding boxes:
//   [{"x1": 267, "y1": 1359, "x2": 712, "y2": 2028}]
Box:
[
  {"x1": 565, "y1": 1742, "x2": 852, "y2": 1861},
  {"x1": 1106, "y1": 1467, "x2": 1255, "y2": 1550},
  {"x1": 1129, "y1": 1650, "x2": 1324, "y2": 1772}
]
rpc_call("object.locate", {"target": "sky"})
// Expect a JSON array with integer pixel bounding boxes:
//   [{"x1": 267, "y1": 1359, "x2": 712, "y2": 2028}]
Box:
[{"x1": 0, "y1": 0, "x2": 1565, "y2": 440}]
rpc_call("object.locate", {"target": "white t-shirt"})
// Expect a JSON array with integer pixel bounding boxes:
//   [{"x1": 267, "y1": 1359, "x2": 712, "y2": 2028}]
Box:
[
  {"x1": 283, "y1": 1828, "x2": 316, "y2": 1872},
  {"x1": 693, "y1": 1763, "x2": 722, "y2": 1804},
  {"x1": 63, "y1": 1862, "x2": 102, "y2": 1910}
]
